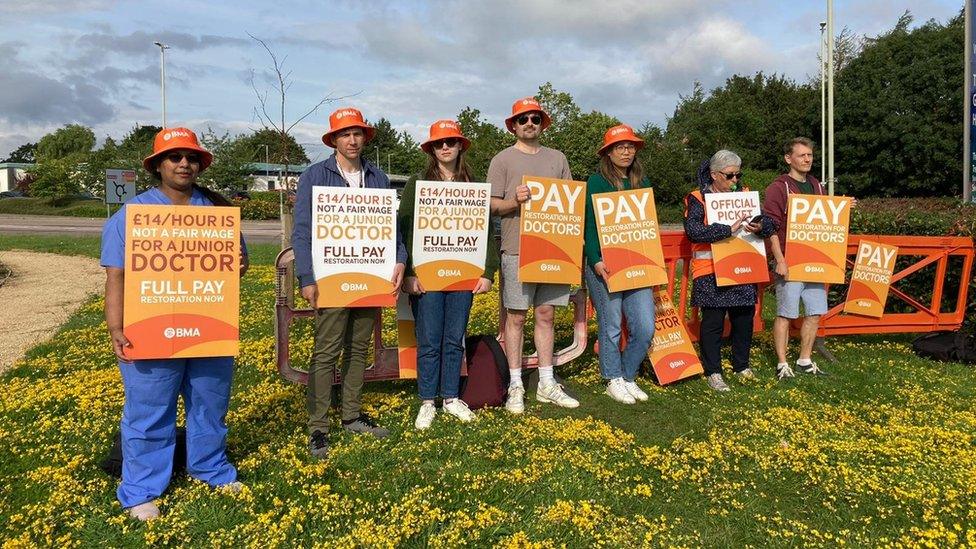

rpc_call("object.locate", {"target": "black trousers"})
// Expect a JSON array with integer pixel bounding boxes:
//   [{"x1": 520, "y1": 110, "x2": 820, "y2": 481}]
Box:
[{"x1": 699, "y1": 306, "x2": 755, "y2": 376}]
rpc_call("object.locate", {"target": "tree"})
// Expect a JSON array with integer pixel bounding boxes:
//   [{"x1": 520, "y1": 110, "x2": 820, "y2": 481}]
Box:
[
  {"x1": 26, "y1": 158, "x2": 79, "y2": 200},
  {"x1": 3, "y1": 142, "x2": 37, "y2": 163},
  {"x1": 367, "y1": 118, "x2": 424, "y2": 176},
  {"x1": 239, "y1": 128, "x2": 310, "y2": 165},
  {"x1": 35, "y1": 124, "x2": 96, "y2": 161},
  {"x1": 456, "y1": 107, "x2": 511, "y2": 178},
  {"x1": 198, "y1": 130, "x2": 253, "y2": 193},
  {"x1": 834, "y1": 12, "x2": 962, "y2": 197}
]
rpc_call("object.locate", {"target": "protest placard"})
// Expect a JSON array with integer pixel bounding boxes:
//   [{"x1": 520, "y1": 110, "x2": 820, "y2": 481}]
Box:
[
  {"x1": 518, "y1": 176, "x2": 586, "y2": 284},
  {"x1": 648, "y1": 288, "x2": 703, "y2": 385},
  {"x1": 411, "y1": 181, "x2": 490, "y2": 291},
  {"x1": 703, "y1": 191, "x2": 769, "y2": 286},
  {"x1": 843, "y1": 240, "x2": 897, "y2": 318},
  {"x1": 785, "y1": 194, "x2": 851, "y2": 283},
  {"x1": 123, "y1": 204, "x2": 240, "y2": 359},
  {"x1": 311, "y1": 187, "x2": 398, "y2": 307},
  {"x1": 395, "y1": 293, "x2": 418, "y2": 379},
  {"x1": 592, "y1": 187, "x2": 667, "y2": 292}
]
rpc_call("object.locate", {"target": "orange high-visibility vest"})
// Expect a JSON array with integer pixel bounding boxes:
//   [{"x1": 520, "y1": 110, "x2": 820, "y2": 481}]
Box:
[{"x1": 683, "y1": 187, "x2": 750, "y2": 280}]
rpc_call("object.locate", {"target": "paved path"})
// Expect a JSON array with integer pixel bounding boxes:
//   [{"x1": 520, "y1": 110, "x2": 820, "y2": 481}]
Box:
[{"x1": 0, "y1": 214, "x2": 283, "y2": 244}]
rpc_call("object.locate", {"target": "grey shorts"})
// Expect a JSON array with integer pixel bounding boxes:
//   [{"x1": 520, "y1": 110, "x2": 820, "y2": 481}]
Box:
[
  {"x1": 774, "y1": 276, "x2": 828, "y2": 319},
  {"x1": 500, "y1": 253, "x2": 571, "y2": 310}
]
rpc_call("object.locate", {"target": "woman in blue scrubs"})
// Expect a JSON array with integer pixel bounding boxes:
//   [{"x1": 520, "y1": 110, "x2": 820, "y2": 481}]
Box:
[{"x1": 100, "y1": 127, "x2": 247, "y2": 521}]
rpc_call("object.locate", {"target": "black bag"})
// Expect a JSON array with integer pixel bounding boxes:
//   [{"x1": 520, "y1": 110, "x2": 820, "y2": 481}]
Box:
[
  {"x1": 98, "y1": 427, "x2": 188, "y2": 478},
  {"x1": 911, "y1": 331, "x2": 976, "y2": 364},
  {"x1": 460, "y1": 335, "x2": 510, "y2": 410}
]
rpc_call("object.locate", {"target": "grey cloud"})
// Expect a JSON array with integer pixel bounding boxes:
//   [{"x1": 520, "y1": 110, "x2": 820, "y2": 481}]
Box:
[
  {"x1": 0, "y1": 68, "x2": 114, "y2": 125},
  {"x1": 75, "y1": 31, "x2": 248, "y2": 60},
  {"x1": 0, "y1": 0, "x2": 115, "y2": 16}
]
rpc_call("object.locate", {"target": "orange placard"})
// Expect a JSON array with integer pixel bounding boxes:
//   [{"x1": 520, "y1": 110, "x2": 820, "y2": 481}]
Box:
[
  {"x1": 123, "y1": 205, "x2": 240, "y2": 359},
  {"x1": 412, "y1": 181, "x2": 490, "y2": 291},
  {"x1": 312, "y1": 187, "x2": 398, "y2": 307},
  {"x1": 703, "y1": 191, "x2": 769, "y2": 286},
  {"x1": 843, "y1": 240, "x2": 897, "y2": 318},
  {"x1": 648, "y1": 288, "x2": 704, "y2": 385},
  {"x1": 592, "y1": 187, "x2": 667, "y2": 292},
  {"x1": 518, "y1": 176, "x2": 585, "y2": 284},
  {"x1": 785, "y1": 194, "x2": 851, "y2": 283},
  {"x1": 395, "y1": 293, "x2": 417, "y2": 379}
]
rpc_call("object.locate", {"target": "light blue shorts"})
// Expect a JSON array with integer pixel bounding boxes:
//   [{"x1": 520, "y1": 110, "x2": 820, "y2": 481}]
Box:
[{"x1": 774, "y1": 277, "x2": 828, "y2": 319}]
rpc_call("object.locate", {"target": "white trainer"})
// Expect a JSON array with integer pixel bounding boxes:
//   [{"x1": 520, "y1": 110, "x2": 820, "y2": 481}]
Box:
[
  {"x1": 505, "y1": 385, "x2": 525, "y2": 414},
  {"x1": 605, "y1": 378, "x2": 636, "y2": 404},
  {"x1": 537, "y1": 382, "x2": 580, "y2": 408},
  {"x1": 443, "y1": 399, "x2": 476, "y2": 422},
  {"x1": 127, "y1": 500, "x2": 160, "y2": 521},
  {"x1": 706, "y1": 373, "x2": 731, "y2": 392},
  {"x1": 414, "y1": 402, "x2": 436, "y2": 430},
  {"x1": 623, "y1": 380, "x2": 649, "y2": 402}
]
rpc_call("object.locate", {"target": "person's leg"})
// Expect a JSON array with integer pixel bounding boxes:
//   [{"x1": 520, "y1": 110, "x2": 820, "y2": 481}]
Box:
[
  {"x1": 307, "y1": 307, "x2": 348, "y2": 434},
  {"x1": 798, "y1": 283, "x2": 827, "y2": 362},
  {"x1": 774, "y1": 278, "x2": 801, "y2": 372},
  {"x1": 534, "y1": 304, "x2": 555, "y2": 373},
  {"x1": 798, "y1": 315, "x2": 820, "y2": 360},
  {"x1": 584, "y1": 265, "x2": 624, "y2": 381},
  {"x1": 503, "y1": 308, "x2": 527, "y2": 383},
  {"x1": 340, "y1": 307, "x2": 376, "y2": 422},
  {"x1": 532, "y1": 282, "x2": 571, "y2": 387},
  {"x1": 440, "y1": 291, "x2": 474, "y2": 401},
  {"x1": 182, "y1": 357, "x2": 237, "y2": 487},
  {"x1": 500, "y1": 253, "x2": 531, "y2": 383},
  {"x1": 117, "y1": 359, "x2": 183, "y2": 509},
  {"x1": 698, "y1": 307, "x2": 726, "y2": 376},
  {"x1": 728, "y1": 305, "x2": 755, "y2": 373},
  {"x1": 619, "y1": 286, "x2": 655, "y2": 382},
  {"x1": 411, "y1": 293, "x2": 444, "y2": 403}
]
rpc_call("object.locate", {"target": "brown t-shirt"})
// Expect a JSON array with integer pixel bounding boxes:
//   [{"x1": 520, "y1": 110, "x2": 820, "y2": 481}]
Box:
[{"x1": 487, "y1": 145, "x2": 572, "y2": 254}]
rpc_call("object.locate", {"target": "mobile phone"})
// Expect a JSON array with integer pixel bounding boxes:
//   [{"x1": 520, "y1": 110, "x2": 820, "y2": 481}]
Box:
[{"x1": 750, "y1": 215, "x2": 763, "y2": 224}]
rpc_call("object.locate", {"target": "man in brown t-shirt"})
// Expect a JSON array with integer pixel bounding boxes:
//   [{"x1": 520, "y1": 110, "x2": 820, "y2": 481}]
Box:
[{"x1": 488, "y1": 97, "x2": 579, "y2": 413}]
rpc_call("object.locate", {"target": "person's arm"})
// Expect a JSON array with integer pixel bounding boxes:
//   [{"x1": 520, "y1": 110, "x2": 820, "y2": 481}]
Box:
[
  {"x1": 104, "y1": 267, "x2": 132, "y2": 362},
  {"x1": 488, "y1": 155, "x2": 526, "y2": 215},
  {"x1": 292, "y1": 169, "x2": 317, "y2": 304},
  {"x1": 683, "y1": 194, "x2": 737, "y2": 243},
  {"x1": 582, "y1": 175, "x2": 603, "y2": 267},
  {"x1": 769, "y1": 233, "x2": 787, "y2": 276},
  {"x1": 474, "y1": 217, "x2": 500, "y2": 294}
]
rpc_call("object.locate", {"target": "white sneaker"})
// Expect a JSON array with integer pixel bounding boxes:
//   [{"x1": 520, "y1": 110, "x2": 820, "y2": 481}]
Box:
[
  {"x1": 776, "y1": 363, "x2": 796, "y2": 380},
  {"x1": 537, "y1": 382, "x2": 580, "y2": 408},
  {"x1": 605, "y1": 378, "x2": 636, "y2": 404},
  {"x1": 623, "y1": 380, "x2": 649, "y2": 402},
  {"x1": 505, "y1": 385, "x2": 525, "y2": 414},
  {"x1": 443, "y1": 399, "x2": 476, "y2": 422},
  {"x1": 706, "y1": 373, "x2": 731, "y2": 392},
  {"x1": 127, "y1": 500, "x2": 160, "y2": 521},
  {"x1": 414, "y1": 402, "x2": 436, "y2": 430}
]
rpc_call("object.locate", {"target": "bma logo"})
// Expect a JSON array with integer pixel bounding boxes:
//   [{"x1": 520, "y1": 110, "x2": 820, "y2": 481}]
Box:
[
  {"x1": 540, "y1": 263, "x2": 561, "y2": 272},
  {"x1": 340, "y1": 282, "x2": 368, "y2": 291},
  {"x1": 734, "y1": 266, "x2": 753, "y2": 275},
  {"x1": 439, "y1": 122, "x2": 451, "y2": 129},
  {"x1": 805, "y1": 265, "x2": 825, "y2": 273},
  {"x1": 162, "y1": 129, "x2": 190, "y2": 141},
  {"x1": 437, "y1": 268, "x2": 461, "y2": 277},
  {"x1": 626, "y1": 269, "x2": 645, "y2": 279},
  {"x1": 668, "y1": 359, "x2": 686, "y2": 369},
  {"x1": 335, "y1": 109, "x2": 357, "y2": 120},
  {"x1": 610, "y1": 127, "x2": 627, "y2": 136},
  {"x1": 163, "y1": 327, "x2": 200, "y2": 339}
]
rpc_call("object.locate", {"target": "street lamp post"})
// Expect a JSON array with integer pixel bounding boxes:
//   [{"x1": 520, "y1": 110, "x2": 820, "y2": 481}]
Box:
[
  {"x1": 820, "y1": 21, "x2": 827, "y2": 186},
  {"x1": 826, "y1": 0, "x2": 835, "y2": 196},
  {"x1": 153, "y1": 41, "x2": 170, "y2": 128}
]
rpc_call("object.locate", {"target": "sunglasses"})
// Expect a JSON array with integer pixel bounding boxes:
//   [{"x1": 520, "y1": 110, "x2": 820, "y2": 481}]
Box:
[
  {"x1": 165, "y1": 152, "x2": 202, "y2": 164},
  {"x1": 431, "y1": 138, "x2": 460, "y2": 149},
  {"x1": 613, "y1": 143, "x2": 637, "y2": 152},
  {"x1": 516, "y1": 114, "x2": 543, "y2": 126},
  {"x1": 719, "y1": 171, "x2": 743, "y2": 180}
]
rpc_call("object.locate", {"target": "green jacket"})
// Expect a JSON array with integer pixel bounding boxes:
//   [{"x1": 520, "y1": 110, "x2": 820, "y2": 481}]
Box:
[
  {"x1": 397, "y1": 175, "x2": 500, "y2": 281},
  {"x1": 583, "y1": 172, "x2": 652, "y2": 266}
]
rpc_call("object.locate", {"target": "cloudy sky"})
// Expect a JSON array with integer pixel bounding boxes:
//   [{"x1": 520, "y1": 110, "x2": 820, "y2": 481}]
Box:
[{"x1": 0, "y1": 0, "x2": 962, "y2": 162}]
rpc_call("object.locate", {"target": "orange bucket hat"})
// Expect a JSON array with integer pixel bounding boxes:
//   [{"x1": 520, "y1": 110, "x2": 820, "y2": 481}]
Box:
[
  {"x1": 142, "y1": 127, "x2": 213, "y2": 172},
  {"x1": 322, "y1": 107, "x2": 376, "y2": 148},
  {"x1": 598, "y1": 124, "x2": 645, "y2": 156},
  {"x1": 504, "y1": 97, "x2": 552, "y2": 133},
  {"x1": 420, "y1": 120, "x2": 471, "y2": 154}
]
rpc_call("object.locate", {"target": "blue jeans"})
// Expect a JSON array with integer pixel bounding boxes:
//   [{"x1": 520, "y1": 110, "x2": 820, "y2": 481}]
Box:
[
  {"x1": 117, "y1": 357, "x2": 237, "y2": 508},
  {"x1": 584, "y1": 264, "x2": 655, "y2": 381},
  {"x1": 410, "y1": 291, "x2": 474, "y2": 400}
]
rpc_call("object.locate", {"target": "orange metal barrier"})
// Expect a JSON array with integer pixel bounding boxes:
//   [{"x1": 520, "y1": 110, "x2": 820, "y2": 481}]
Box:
[{"x1": 274, "y1": 233, "x2": 973, "y2": 383}]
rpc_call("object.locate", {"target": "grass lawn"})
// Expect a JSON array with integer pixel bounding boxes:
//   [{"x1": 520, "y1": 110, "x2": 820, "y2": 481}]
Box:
[
  {"x1": 0, "y1": 197, "x2": 109, "y2": 218},
  {"x1": 1, "y1": 235, "x2": 975, "y2": 547}
]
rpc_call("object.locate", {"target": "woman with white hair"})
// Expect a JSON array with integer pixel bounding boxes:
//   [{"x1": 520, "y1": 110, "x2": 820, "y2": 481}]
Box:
[{"x1": 683, "y1": 150, "x2": 776, "y2": 391}]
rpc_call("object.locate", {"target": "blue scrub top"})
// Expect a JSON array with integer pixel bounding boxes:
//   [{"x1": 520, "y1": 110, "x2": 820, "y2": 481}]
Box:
[{"x1": 100, "y1": 186, "x2": 248, "y2": 269}]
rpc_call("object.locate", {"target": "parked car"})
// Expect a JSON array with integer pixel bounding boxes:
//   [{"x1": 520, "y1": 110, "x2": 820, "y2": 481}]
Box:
[
  {"x1": 0, "y1": 190, "x2": 25, "y2": 199},
  {"x1": 232, "y1": 191, "x2": 251, "y2": 201}
]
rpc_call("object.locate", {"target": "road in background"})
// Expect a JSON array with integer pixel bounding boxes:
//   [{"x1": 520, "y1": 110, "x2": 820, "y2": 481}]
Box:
[{"x1": 0, "y1": 214, "x2": 283, "y2": 244}]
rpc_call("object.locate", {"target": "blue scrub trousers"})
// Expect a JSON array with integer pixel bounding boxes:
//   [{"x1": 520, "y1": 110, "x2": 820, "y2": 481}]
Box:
[{"x1": 117, "y1": 357, "x2": 237, "y2": 508}]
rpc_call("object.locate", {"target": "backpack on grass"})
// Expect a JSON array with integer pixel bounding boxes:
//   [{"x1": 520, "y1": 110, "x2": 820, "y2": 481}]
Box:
[
  {"x1": 911, "y1": 331, "x2": 976, "y2": 364},
  {"x1": 460, "y1": 335, "x2": 510, "y2": 410}
]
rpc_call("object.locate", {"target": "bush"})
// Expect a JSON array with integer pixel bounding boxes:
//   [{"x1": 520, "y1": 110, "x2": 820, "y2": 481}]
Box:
[{"x1": 234, "y1": 198, "x2": 280, "y2": 220}]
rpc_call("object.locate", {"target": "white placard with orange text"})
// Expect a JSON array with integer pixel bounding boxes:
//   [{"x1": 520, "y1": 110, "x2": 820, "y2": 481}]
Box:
[
  {"x1": 411, "y1": 181, "x2": 490, "y2": 291},
  {"x1": 311, "y1": 187, "x2": 397, "y2": 307},
  {"x1": 703, "y1": 191, "x2": 769, "y2": 286}
]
